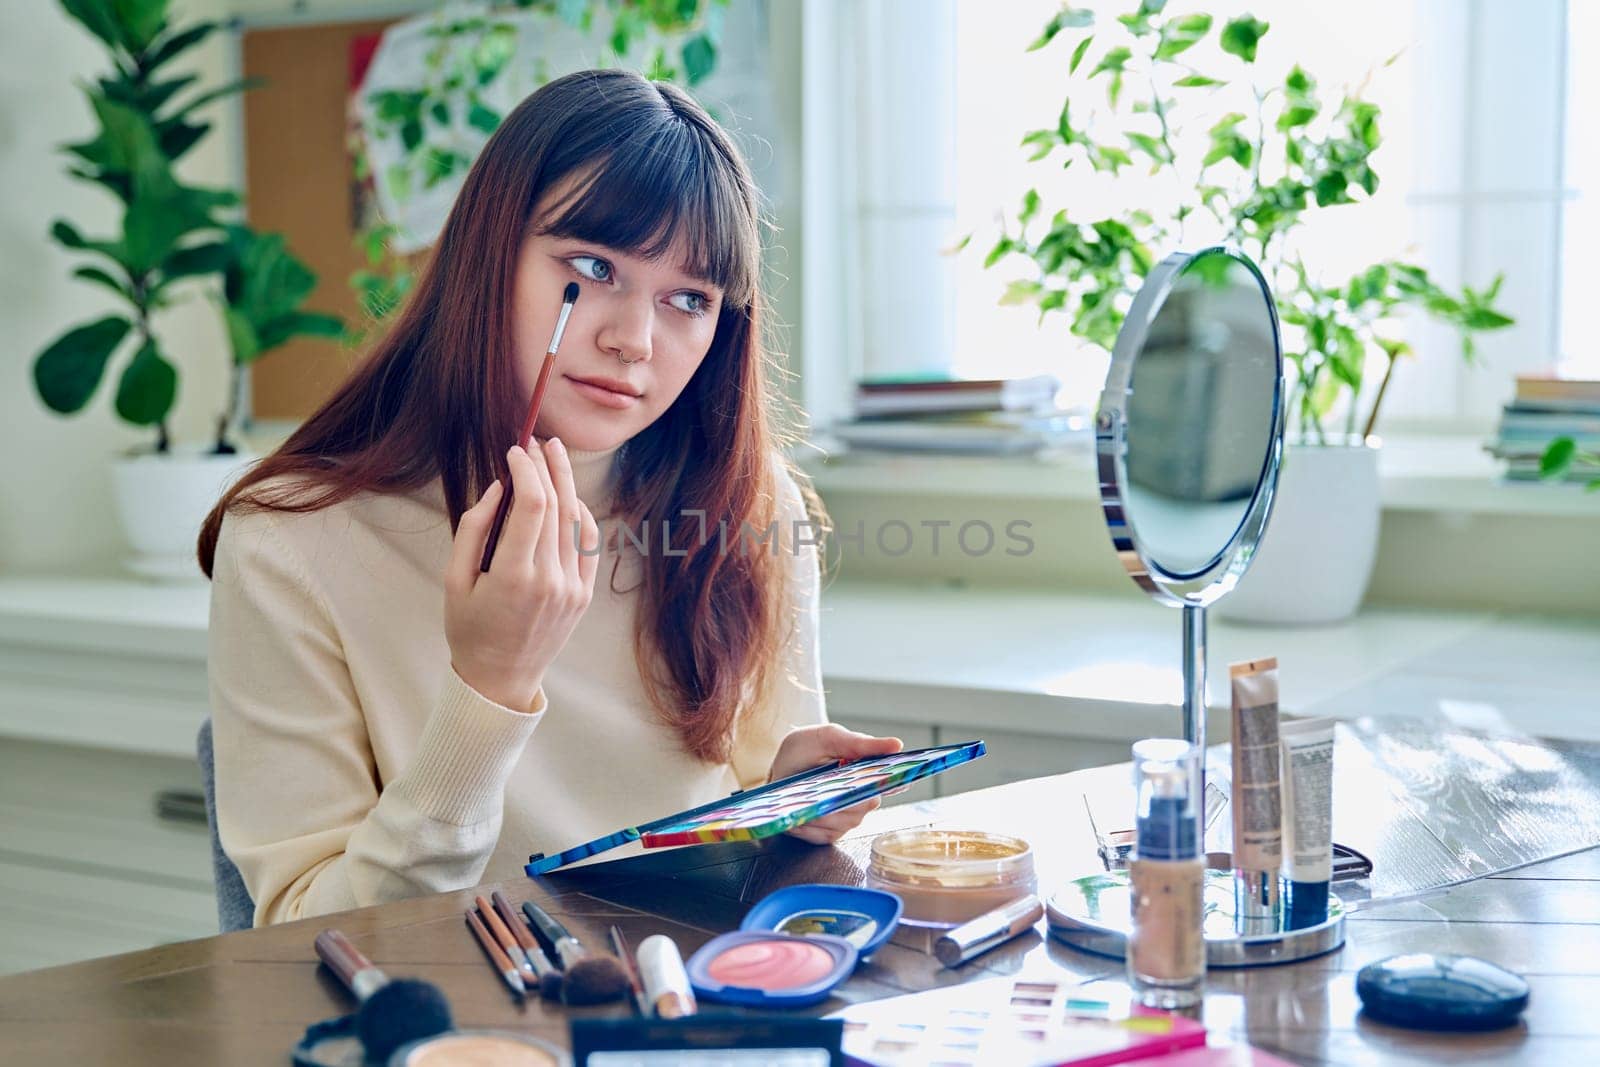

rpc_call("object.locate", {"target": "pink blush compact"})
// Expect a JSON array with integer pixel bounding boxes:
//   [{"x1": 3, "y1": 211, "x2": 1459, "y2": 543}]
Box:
[
  {"x1": 688, "y1": 930, "x2": 858, "y2": 1008},
  {"x1": 705, "y1": 938, "x2": 838, "y2": 990}
]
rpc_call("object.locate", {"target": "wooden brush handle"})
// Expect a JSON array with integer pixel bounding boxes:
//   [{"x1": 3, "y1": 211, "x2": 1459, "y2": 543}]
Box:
[
  {"x1": 479, "y1": 350, "x2": 561, "y2": 574},
  {"x1": 475, "y1": 895, "x2": 523, "y2": 958},
  {"x1": 314, "y1": 929, "x2": 385, "y2": 1000},
  {"x1": 466, "y1": 908, "x2": 516, "y2": 974},
  {"x1": 491, "y1": 891, "x2": 538, "y2": 952}
]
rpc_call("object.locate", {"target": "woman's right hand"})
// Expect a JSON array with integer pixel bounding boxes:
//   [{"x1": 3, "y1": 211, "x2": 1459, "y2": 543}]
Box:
[{"x1": 445, "y1": 437, "x2": 599, "y2": 712}]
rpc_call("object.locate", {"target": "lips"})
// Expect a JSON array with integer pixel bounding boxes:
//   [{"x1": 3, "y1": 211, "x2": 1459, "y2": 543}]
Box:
[{"x1": 567, "y1": 374, "x2": 641, "y2": 397}]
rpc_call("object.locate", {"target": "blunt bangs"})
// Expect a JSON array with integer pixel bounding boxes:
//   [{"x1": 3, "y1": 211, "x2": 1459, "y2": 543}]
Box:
[{"x1": 534, "y1": 113, "x2": 757, "y2": 309}]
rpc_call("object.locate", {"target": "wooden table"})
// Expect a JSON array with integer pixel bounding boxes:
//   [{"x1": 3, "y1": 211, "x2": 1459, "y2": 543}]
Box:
[{"x1": 3, "y1": 722, "x2": 1598, "y2": 1066}]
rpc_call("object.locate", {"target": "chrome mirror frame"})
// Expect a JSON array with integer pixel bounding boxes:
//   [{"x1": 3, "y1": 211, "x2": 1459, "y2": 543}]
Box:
[{"x1": 1094, "y1": 246, "x2": 1287, "y2": 610}]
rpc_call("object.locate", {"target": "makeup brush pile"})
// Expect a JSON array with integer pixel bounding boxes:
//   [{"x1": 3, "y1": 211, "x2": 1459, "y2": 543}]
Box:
[{"x1": 463, "y1": 891, "x2": 632, "y2": 1006}]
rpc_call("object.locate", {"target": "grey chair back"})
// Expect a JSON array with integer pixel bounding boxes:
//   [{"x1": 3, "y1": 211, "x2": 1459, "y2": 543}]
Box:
[{"x1": 197, "y1": 718, "x2": 255, "y2": 932}]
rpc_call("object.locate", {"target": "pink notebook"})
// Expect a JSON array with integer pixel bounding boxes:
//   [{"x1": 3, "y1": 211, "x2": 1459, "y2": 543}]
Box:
[
  {"x1": 831, "y1": 975, "x2": 1207, "y2": 1067},
  {"x1": 1151, "y1": 1046, "x2": 1299, "y2": 1065}
]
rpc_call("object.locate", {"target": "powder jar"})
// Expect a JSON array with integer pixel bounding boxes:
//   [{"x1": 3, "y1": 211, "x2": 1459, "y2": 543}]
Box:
[{"x1": 865, "y1": 829, "x2": 1036, "y2": 927}]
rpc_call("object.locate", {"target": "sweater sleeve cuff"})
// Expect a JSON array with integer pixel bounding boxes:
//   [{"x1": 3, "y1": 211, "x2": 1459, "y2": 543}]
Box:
[{"x1": 390, "y1": 668, "x2": 548, "y2": 826}]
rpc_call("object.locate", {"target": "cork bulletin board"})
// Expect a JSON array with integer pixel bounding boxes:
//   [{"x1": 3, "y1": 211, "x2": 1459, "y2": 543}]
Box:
[{"x1": 240, "y1": 18, "x2": 397, "y2": 422}]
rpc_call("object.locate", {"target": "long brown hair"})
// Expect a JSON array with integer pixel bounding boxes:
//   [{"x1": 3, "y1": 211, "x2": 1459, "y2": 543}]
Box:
[{"x1": 199, "y1": 69, "x2": 827, "y2": 764}]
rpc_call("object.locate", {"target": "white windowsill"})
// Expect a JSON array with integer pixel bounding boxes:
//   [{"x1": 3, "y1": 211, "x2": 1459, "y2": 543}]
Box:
[{"x1": 797, "y1": 433, "x2": 1600, "y2": 519}]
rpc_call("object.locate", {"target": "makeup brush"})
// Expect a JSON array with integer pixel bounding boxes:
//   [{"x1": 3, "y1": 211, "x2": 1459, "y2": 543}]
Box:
[
  {"x1": 608, "y1": 924, "x2": 646, "y2": 1016},
  {"x1": 480, "y1": 281, "x2": 580, "y2": 573},
  {"x1": 313, "y1": 928, "x2": 453, "y2": 1064},
  {"x1": 465, "y1": 907, "x2": 528, "y2": 1001},
  {"x1": 521, "y1": 899, "x2": 631, "y2": 1006},
  {"x1": 489, "y1": 891, "x2": 562, "y2": 1000}
]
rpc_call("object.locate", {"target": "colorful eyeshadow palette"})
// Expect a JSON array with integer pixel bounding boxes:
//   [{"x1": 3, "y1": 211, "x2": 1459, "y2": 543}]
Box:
[
  {"x1": 829, "y1": 976, "x2": 1207, "y2": 1066},
  {"x1": 526, "y1": 741, "x2": 985, "y2": 876}
]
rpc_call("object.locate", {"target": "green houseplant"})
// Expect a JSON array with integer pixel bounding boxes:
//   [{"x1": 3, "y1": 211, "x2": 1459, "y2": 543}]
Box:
[
  {"x1": 982, "y1": 2, "x2": 1516, "y2": 622},
  {"x1": 352, "y1": 0, "x2": 729, "y2": 323},
  {"x1": 32, "y1": 0, "x2": 342, "y2": 576}
]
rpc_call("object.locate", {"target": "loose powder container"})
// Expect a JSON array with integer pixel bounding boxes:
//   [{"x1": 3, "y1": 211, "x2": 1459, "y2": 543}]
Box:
[
  {"x1": 865, "y1": 829, "x2": 1036, "y2": 928},
  {"x1": 389, "y1": 1030, "x2": 567, "y2": 1066}
]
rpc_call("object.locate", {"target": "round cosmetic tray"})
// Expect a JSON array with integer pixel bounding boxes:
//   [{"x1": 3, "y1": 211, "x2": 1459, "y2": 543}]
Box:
[{"x1": 1046, "y1": 868, "x2": 1345, "y2": 968}]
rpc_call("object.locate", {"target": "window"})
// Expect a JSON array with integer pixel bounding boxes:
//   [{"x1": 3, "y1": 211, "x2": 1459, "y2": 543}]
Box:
[
  {"x1": 840, "y1": 1, "x2": 1577, "y2": 433},
  {"x1": 1559, "y1": 0, "x2": 1592, "y2": 376}
]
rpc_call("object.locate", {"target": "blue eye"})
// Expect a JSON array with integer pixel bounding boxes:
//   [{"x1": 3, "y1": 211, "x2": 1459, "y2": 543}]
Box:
[
  {"x1": 669, "y1": 292, "x2": 710, "y2": 317},
  {"x1": 568, "y1": 255, "x2": 612, "y2": 283}
]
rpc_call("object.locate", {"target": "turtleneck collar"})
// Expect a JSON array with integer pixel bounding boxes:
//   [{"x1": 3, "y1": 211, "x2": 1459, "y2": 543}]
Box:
[
  {"x1": 407, "y1": 440, "x2": 624, "y2": 519},
  {"x1": 563, "y1": 440, "x2": 624, "y2": 512}
]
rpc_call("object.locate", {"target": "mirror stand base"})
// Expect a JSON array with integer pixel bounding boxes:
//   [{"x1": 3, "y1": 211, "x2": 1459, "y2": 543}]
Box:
[{"x1": 1045, "y1": 868, "x2": 1346, "y2": 968}]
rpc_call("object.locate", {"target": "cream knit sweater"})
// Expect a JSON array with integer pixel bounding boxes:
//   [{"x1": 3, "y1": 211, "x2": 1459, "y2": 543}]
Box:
[{"x1": 208, "y1": 443, "x2": 825, "y2": 926}]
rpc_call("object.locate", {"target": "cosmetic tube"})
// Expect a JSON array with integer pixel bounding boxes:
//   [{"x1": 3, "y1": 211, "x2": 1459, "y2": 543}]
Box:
[
  {"x1": 1279, "y1": 717, "x2": 1336, "y2": 928},
  {"x1": 1229, "y1": 657, "x2": 1283, "y2": 929},
  {"x1": 933, "y1": 894, "x2": 1044, "y2": 967},
  {"x1": 637, "y1": 935, "x2": 697, "y2": 1019},
  {"x1": 1127, "y1": 738, "x2": 1205, "y2": 1009}
]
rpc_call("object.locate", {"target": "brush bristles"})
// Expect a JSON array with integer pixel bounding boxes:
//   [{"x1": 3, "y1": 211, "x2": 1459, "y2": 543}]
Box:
[
  {"x1": 539, "y1": 969, "x2": 564, "y2": 1001},
  {"x1": 560, "y1": 955, "x2": 632, "y2": 1006}
]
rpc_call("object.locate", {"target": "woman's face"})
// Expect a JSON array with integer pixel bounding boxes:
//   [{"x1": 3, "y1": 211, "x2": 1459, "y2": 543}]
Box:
[{"x1": 511, "y1": 201, "x2": 726, "y2": 452}]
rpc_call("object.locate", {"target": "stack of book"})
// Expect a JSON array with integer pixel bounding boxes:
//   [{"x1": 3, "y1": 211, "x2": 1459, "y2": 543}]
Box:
[
  {"x1": 1487, "y1": 373, "x2": 1600, "y2": 483},
  {"x1": 829, "y1": 373, "x2": 1084, "y2": 455}
]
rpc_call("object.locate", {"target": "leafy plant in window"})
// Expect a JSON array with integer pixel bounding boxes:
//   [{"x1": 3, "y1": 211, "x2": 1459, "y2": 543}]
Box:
[
  {"x1": 983, "y1": 1, "x2": 1514, "y2": 444},
  {"x1": 33, "y1": 0, "x2": 343, "y2": 455},
  {"x1": 353, "y1": 0, "x2": 729, "y2": 324}
]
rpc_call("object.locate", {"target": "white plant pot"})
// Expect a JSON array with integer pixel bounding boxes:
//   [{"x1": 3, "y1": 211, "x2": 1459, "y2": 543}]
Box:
[
  {"x1": 1215, "y1": 438, "x2": 1382, "y2": 626},
  {"x1": 110, "y1": 447, "x2": 258, "y2": 582}
]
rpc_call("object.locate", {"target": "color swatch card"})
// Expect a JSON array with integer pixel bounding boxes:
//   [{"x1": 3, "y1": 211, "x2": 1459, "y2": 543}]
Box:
[
  {"x1": 829, "y1": 975, "x2": 1206, "y2": 1067},
  {"x1": 526, "y1": 741, "x2": 985, "y2": 876}
]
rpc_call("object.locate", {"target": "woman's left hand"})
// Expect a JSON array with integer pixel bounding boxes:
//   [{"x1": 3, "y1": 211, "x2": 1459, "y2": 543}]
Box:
[{"x1": 768, "y1": 725, "x2": 903, "y2": 845}]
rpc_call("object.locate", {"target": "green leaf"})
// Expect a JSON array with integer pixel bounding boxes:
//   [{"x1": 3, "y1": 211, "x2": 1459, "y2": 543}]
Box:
[
  {"x1": 1541, "y1": 437, "x2": 1577, "y2": 479},
  {"x1": 162, "y1": 241, "x2": 232, "y2": 280},
  {"x1": 1313, "y1": 171, "x2": 1349, "y2": 206},
  {"x1": 1091, "y1": 46, "x2": 1131, "y2": 77},
  {"x1": 1154, "y1": 13, "x2": 1211, "y2": 59},
  {"x1": 145, "y1": 21, "x2": 216, "y2": 73},
  {"x1": 471, "y1": 23, "x2": 517, "y2": 86},
  {"x1": 1127, "y1": 131, "x2": 1168, "y2": 162},
  {"x1": 33, "y1": 316, "x2": 131, "y2": 414},
  {"x1": 114, "y1": 335, "x2": 178, "y2": 426},
  {"x1": 1174, "y1": 75, "x2": 1224, "y2": 87},
  {"x1": 73, "y1": 265, "x2": 131, "y2": 299},
  {"x1": 430, "y1": 100, "x2": 450, "y2": 125},
  {"x1": 984, "y1": 236, "x2": 1015, "y2": 269},
  {"x1": 1220, "y1": 15, "x2": 1270, "y2": 63},
  {"x1": 51, "y1": 219, "x2": 127, "y2": 265},
  {"x1": 223, "y1": 306, "x2": 260, "y2": 364},
  {"x1": 422, "y1": 147, "x2": 468, "y2": 188},
  {"x1": 1019, "y1": 188, "x2": 1041, "y2": 225},
  {"x1": 1069, "y1": 36, "x2": 1093, "y2": 75},
  {"x1": 999, "y1": 279, "x2": 1043, "y2": 306},
  {"x1": 1027, "y1": 6, "x2": 1094, "y2": 52},
  {"x1": 60, "y1": 0, "x2": 126, "y2": 50},
  {"x1": 169, "y1": 78, "x2": 263, "y2": 121},
  {"x1": 467, "y1": 100, "x2": 501, "y2": 135},
  {"x1": 1463, "y1": 307, "x2": 1514, "y2": 330},
  {"x1": 1277, "y1": 105, "x2": 1317, "y2": 130},
  {"x1": 255, "y1": 310, "x2": 345, "y2": 352},
  {"x1": 682, "y1": 34, "x2": 716, "y2": 85}
]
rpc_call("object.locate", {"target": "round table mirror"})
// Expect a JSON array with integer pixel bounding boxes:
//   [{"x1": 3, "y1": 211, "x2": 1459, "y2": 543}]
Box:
[
  {"x1": 1053, "y1": 247, "x2": 1341, "y2": 969},
  {"x1": 1095, "y1": 246, "x2": 1285, "y2": 763}
]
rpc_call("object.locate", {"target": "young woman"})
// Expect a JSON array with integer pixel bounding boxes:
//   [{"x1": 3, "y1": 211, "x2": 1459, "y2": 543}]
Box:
[{"x1": 198, "y1": 69, "x2": 899, "y2": 927}]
